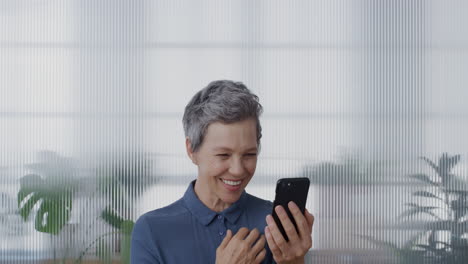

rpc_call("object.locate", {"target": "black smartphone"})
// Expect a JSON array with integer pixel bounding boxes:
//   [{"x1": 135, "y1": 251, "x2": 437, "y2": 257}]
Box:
[{"x1": 271, "y1": 177, "x2": 310, "y2": 241}]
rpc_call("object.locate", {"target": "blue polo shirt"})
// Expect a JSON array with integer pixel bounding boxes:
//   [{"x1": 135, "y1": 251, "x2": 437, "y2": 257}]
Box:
[{"x1": 130, "y1": 180, "x2": 274, "y2": 264}]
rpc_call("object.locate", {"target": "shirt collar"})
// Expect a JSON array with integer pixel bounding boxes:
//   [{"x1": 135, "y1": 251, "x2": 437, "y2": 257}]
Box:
[{"x1": 183, "y1": 180, "x2": 248, "y2": 226}]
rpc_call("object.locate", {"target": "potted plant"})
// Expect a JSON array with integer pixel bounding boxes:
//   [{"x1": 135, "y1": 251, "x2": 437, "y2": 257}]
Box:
[
  {"x1": 76, "y1": 151, "x2": 154, "y2": 264},
  {"x1": 365, "y1": 153, "x2": 468, "y2": 263},
  {"x1": 17, "y1": 151, "x2": 155, "y2": 263}
]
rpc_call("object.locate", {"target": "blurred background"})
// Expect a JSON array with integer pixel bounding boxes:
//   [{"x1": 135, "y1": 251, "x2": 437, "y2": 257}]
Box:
[{"x1": 1, "y1": 0, "x2": 468, "y2": 263}]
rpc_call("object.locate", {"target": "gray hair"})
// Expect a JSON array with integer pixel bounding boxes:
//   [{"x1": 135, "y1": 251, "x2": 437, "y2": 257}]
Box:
[{"x1": 183, "y1": 80, "x2": 263, "y2": 152}]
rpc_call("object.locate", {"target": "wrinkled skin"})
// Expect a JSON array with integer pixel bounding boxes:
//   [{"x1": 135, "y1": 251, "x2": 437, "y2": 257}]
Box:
[{"x1": 216, "y1": 228, "x2": 267, "y2": 264}]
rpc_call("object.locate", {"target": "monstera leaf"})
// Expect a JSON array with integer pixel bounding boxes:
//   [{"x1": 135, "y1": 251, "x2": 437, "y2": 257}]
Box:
[
  {"x1": 100, "y1": 207, "x2": 134, "y2": 264},
  {"x1": 17, "y1": 174, "x2": 73, "y2": 235}
]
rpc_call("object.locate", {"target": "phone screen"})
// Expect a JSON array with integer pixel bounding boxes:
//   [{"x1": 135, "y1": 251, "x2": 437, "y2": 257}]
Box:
[{"x1": 271, "y1": 177, "x2": 310, "y2": 241}]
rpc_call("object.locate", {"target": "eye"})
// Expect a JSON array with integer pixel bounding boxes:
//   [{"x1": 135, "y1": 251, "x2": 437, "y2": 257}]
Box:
[
  {"x1": 216, "y1": 154, "x2": 230, "y2": 158},
  {"x1": 244, "y1": 153, "x2": 257, "y2": 157}
]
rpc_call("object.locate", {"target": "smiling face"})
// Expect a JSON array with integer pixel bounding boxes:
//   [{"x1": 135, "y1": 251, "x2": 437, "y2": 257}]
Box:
[{"x1": 186, "y1": 118, "x2": 259, "y2": 212}]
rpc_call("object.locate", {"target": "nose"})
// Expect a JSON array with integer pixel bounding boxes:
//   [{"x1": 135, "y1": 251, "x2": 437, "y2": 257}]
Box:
[{"x1": 228, "y1": 157, "x2": 245, "y2": 177}]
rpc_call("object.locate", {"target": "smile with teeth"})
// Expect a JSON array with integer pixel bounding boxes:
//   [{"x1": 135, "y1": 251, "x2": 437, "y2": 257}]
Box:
[{"x1": 221, "y1": 179, "x2": 242, "y2": 186}]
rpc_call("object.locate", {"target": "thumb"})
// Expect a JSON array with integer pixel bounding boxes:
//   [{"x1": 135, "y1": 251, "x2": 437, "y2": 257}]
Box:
[{"x1": 219, "y1": 229, "x2": 232, "y2": 249}]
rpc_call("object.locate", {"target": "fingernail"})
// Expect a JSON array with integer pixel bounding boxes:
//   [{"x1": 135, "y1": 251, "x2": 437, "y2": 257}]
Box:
[
  {"x1": 275, "y1": 205, "x2": 285, "y2": 215},
  {"x1": 289, "y1": 201, "x2": 299, "y2": 211}
]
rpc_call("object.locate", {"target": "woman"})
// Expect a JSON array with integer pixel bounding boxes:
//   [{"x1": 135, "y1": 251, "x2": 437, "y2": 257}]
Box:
[{"x1": 131, "y1": 80, "x2": 314, "y2": 264}]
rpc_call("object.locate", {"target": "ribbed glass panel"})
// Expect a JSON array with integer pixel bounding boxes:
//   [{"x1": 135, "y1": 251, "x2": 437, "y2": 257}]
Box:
[{"x1": 1, "y1": 0, "x2": 467, "y2": 263}]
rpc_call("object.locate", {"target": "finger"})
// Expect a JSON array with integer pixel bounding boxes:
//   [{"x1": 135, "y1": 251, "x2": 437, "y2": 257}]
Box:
[
  {"x1": 298, "y1": 208, "x2": 314, "y2": 250},
  {"x1": 254, "y1": 248, "x2": 267, "y2": 264},
  {"x1": 244, "y1": 228, "x2": 260, "y2": 246},
  {"x1": 266, "y1": 214, "x2": 289, "y2": 251},
  {"x1": 250, "y1": 234, "x2": 266, "y2": 255},
  {"x1": 275, "y1": 205, "x2": 300, "y2": 242},
  {"x1": 264, "y1": 226, "x2": 282, "y2": 258},
  {"x1": 219, "y1": 229, "x2": 232, "y2": 249},
  {"x1": 305, "y1": 209, "x2": 315, "y2": 232},
  {"x1": 288, "y1": 202, "x2": 309, "y2": 239},
  {"x1": 234, "y1": 227, "x2": 250, "y2": 241}
]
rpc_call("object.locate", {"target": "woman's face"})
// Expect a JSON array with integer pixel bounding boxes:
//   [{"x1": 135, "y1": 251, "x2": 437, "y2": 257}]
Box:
[{"x1": 187, "y1": 118, "x2": 258, "y2": 211}]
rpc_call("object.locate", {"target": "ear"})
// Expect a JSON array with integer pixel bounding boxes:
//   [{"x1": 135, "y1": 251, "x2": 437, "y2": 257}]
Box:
[{"x1": 185, "y1": 137, "x2": 198, "y2": 165}]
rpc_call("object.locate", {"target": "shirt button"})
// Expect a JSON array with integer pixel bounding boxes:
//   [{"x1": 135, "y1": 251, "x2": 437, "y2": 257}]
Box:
[
  {"x1": 219, "y1": 231, "x2": 224, "y2": 236},
  {"x1": 217, "y1": 215, "x2": 223, "y2": 220}
]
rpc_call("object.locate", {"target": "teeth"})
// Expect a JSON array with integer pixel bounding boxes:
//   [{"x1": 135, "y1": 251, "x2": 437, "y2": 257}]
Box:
[{"x1": 222, "y1": 179, "x2": 241, "y2": 186}]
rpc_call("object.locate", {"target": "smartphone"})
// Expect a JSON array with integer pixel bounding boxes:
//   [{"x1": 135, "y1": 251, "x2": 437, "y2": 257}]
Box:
[{"x1": 271, "y1": 177, "x2": 310, "y2": 241}]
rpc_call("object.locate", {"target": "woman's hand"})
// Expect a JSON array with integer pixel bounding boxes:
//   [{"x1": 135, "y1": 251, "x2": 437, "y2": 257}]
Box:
[
  {"x1": 216, "y1": 227, "x2": 267, "y2": 264},
  {"x1": 265, "y1": 202, "x2": 315, "y2": 264}
]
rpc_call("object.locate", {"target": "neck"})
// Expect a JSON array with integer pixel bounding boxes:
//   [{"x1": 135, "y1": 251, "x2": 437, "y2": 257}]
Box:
[{"x1": 193, "y1": 179, "x2": 231, "y2": 212}]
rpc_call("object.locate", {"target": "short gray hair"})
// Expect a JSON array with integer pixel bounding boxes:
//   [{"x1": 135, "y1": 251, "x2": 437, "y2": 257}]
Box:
[{"x1": 183, "y1": 80, "x2": 263, "y2": 152}]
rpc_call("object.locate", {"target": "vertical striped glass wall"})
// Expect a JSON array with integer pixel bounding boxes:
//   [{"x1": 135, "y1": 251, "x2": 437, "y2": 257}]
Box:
[{"x1": 1, "y1": 0, "x2": 467, "y2": 263}]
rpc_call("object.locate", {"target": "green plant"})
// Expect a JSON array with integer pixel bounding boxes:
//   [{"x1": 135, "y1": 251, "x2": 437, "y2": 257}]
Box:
[
  {"x1": 96, "y1": 152, "x2": 154, "y2": 220},
  {"x1": 18, "y1": 174, "x2": 74, "y2": 234},
  {"x1": 101, "y1": 207, "x2": 134, "y2": 264},
  {"x1": 75, "y1": 207, "x2": 134, "y2": 264},
  {"x1": 366, "y1": 153, "x2": 468, "y2": 263},
  {"x1": 17, "y1": 151, "x2": 78, "y2": 262},
  {"x1": 77, "y1": 152, "x2": 153, "y2": 264},
  {"x1": 17, "y1": 151, "x2": 154, "y2": 263}
]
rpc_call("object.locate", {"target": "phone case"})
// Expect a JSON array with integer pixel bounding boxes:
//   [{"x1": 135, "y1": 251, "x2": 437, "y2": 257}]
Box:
[{"x1": 272, "y1": 177, "x2": 310, "y2": 241}]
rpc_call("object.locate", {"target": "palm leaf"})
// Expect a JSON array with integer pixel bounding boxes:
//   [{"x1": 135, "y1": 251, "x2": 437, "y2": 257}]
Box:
[
  {"x1": 399, "y1": 206, "x2": 440, "y2": 220},
  {"x1": 438, "y1": 153, "x2": 460, "y2": 175},
  {"x1": 420, "y1": 157, "x2": 439, "y2": 175},
  {"x1": 414, "y1": 244, "x2": 448, "y2": 257},
  {"x1": 424, "y1": 220, "x2": 468, "y2": 234},
  {"x1": 357, "y1": 234, "x2": 400, "y2": 251},
  {"x1": 403, "y1": 230, "x2": 429, "y2": 249},
  {"x1": 413, "y1": 191, "x2": 441, "y2": 200},
  {"x1": 409, "y1": 174, "x2": 438, "y2": 186},
  {"x1": 443, "y1": 176, "x2": 468, "y2": 193}
]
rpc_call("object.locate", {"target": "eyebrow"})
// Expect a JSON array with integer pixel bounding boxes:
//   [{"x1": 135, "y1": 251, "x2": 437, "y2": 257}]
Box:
[{"x1": 212, "y1": 147, "x2": 258, "y2": 152}]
